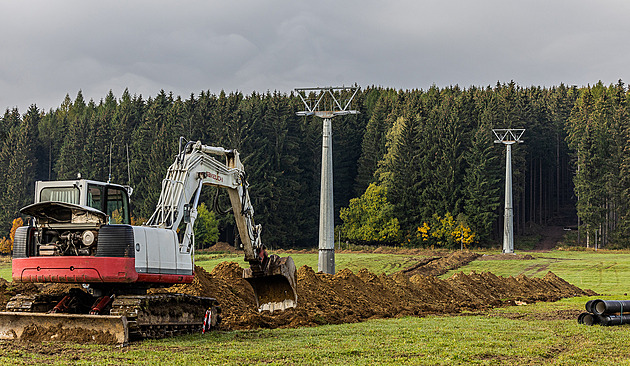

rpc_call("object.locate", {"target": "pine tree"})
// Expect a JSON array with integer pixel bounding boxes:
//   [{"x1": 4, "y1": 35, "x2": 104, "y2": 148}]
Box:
[
  {"x1": 130, "y1": 91, "x2": 174, "y2": 218},
  {"x1": 568, "y1": 87, "x2": 605, "y2": 247}
]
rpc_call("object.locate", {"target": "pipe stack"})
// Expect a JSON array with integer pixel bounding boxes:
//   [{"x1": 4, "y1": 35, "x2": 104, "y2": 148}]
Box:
[{"x1": 578, "y1": 299, "x2": 630, "y2": 326}]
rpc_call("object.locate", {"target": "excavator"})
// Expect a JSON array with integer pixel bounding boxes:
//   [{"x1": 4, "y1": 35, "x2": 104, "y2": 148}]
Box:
[{"x1": 0, "y1": 140, "x2": 297, "y2": 344}]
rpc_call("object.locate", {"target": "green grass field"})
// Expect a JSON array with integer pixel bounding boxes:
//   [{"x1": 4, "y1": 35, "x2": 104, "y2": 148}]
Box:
[
  {"x1": 3, "y1": 249, "x2": 630, "y2": 365},
  {"x1": 194, "y1": 251, "x2": 424, "y2": 276}
]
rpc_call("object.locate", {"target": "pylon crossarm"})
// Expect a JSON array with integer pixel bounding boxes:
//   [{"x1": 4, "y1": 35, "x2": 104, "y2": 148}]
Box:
[
  {"x1": 493, "y1": 128, "x2": 525, "y2": 144},
  {"x1": 295, "y1": 86, "x2": 360, "y2": 117},
  {"x1": 342, "y1": 87, "x2": 360, "y2": 111}
]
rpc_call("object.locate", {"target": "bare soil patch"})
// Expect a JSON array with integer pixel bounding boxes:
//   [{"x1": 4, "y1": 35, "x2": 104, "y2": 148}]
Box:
[
  {"x1": 490, "y1": 309, "x2": 582, "y2": 321},
  {"x1": 401, "y1": 250, "x2": 481, "y2": 277},
  {"x1": 477, "y1": 253, "x2": 534, "y2": 261},
  {"x1": 535, "y1": 226, "x2": 566, "y2": 251}
]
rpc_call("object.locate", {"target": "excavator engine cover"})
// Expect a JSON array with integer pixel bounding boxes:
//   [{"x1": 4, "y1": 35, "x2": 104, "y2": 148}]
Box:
[{"x1": 244, "y1": 255, "x2": 297, "y2": 312}]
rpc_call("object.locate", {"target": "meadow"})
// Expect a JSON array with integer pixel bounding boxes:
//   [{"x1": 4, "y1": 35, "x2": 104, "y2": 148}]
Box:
[{"x1": 2, "y1": 249, "x2": 630, "y2": 365}]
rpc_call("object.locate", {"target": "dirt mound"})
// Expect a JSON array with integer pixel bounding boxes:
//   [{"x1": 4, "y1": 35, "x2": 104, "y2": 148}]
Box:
[
  {"x1": 205, "y1": 242, "x2": 241, "y2": 253},
  {"x1": 402, "y1": 250, "x2": 481, "y2": 277},
  {"x1": 157, "y1": 262, "x2": 592, "y2": 331},
  {"x1": 159, "y1": 262, "x2": 259, "y2": 327},
  {"x1": 0, "y1": 278, "x2": 39, "y2": 309},
  {"x1": 39, "y1": 283, "x2": 82, "y2": 296}
]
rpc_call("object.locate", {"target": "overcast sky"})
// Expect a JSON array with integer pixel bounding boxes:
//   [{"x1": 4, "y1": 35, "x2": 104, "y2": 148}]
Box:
[{"x1": 1, "y1": 0, "x2": 629, "y2": 112}]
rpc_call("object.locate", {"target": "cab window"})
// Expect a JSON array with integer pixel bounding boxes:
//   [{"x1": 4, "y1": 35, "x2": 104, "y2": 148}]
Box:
[
  {"x1": 87, "y1": 185, "x2": 103, "y2": 211},
  {"x1": 40, "y1": 187, "x2": 80, "y2": 204},
  {"x1": 107, "y1": 187, "x2": 130, "y2": 224}
]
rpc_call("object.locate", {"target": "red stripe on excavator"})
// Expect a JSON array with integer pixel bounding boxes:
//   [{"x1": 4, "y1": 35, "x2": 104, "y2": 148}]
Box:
[
  {"x1": 12, "y1": 257, "x2": 194, "y2": 284},
  {"x1": 13, "y1": 257, "x2": 139, "y2": 283}
]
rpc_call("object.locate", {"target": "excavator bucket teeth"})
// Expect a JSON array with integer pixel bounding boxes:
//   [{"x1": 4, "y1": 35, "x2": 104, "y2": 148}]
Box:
[
  {"x1": 244, "y1": 255, "x2": 298, "y2": 312},
  {"x1": 0, "y1": 312, "x2": 129, "y2": 344}
]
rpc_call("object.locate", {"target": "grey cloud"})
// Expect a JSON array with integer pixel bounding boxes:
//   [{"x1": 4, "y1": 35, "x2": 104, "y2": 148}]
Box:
[{"x1": 1, "y1": 0, "x2": 630, "y2": 111}]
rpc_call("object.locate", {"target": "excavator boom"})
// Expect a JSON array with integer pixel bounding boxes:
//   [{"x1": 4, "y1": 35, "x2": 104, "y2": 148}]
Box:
[{"x1": 152, "y1": 140, "x2": 298, "y2": 310}]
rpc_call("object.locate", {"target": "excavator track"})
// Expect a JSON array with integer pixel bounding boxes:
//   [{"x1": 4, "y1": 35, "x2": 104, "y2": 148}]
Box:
[{"x1": 110, "y1": 293, "x2": 221, "y2": 339}]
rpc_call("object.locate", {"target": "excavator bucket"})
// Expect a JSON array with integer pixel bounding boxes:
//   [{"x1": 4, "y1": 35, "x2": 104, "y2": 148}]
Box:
[
  {"x1": 0, "y1": 312, "x2": 129, "y2": 344},
  {"x1": 244, "y1": 255, "x2": 298, "y2": 312}
]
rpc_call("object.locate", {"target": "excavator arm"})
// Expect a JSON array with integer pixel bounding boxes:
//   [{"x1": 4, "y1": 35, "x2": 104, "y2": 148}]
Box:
[{"x1": 146, "y1": 140, "x2": 297, "y2": 311}]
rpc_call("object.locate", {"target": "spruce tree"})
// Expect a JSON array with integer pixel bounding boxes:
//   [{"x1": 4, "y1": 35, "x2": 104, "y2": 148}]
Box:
[
  {"x1": 0, "y1": 105, "x2": 40, "y2": 232},
  {"x1": 354, "y1": 91, "x2": 396, "y2": 194},
  {"x1": 463, "y1": 124, "x2": 501, "y2": 244}
]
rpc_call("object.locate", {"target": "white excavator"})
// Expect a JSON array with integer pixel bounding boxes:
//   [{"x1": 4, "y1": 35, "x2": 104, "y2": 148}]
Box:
[{"x1": 0, "y1": 139, "x2": 297, "y2": 344}]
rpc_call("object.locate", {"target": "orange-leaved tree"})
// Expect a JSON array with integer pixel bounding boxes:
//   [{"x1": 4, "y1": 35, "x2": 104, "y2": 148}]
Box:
[{"x1": 0, "y1": 217, "x2": 23, "y2": 255}]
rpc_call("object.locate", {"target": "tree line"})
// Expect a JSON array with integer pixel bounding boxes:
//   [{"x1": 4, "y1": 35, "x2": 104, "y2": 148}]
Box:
[{"x1": 0, "y1": 82, "x2": 626, "y2": 249}]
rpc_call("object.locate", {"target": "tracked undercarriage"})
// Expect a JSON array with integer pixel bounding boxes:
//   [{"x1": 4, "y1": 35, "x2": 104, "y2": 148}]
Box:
[
  {"x1": 110, "y1": 293, "x2": 220, "y2": 339},
  {"x1": 0, "y1": 290, "x2": 220, "y2": 344}
]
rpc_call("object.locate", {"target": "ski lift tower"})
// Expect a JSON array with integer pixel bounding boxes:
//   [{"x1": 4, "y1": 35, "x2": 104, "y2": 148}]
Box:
[
  {"x1": 295, "y1": 86, "x2": 360, "y2": 274},
  {"x1": 493, "y1": 128, "x2": 525, "y2": 254}
]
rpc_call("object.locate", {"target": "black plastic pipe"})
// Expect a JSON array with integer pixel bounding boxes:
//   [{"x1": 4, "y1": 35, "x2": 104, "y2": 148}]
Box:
[
  {"x1": 585, "y1": 300, "x2": 594, "y2": 313},
  {"x1": 577, "y1": 312, "x2": 589, "y2": 324},
  {"x1": 581, "y1": 313, "x2": 601, "y2": 326},
  {"x1": 599, "y1": 314, "x2": 630, "y2": 326},
  {"x1": 591, "y1": 300, "x2": 630, "y2": 315}
]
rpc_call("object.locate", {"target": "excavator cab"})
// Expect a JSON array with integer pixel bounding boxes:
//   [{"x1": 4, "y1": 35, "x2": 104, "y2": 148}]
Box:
[{"x1": 35, "y1": 179, "x2": 131, "y2": 224}]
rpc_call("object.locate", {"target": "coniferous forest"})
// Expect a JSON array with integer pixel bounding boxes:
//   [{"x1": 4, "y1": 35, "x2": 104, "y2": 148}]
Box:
[{"x1": 1, "y1": 81, "x2": 628, "y2": 249}]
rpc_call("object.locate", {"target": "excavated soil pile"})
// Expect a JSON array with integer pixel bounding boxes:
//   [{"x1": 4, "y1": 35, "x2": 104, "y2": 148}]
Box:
[
  {"x1": 161, "y1": 262, "x2": 593, "y2": 331},
  {"x1": 0, "y1": 278, "x2": 38, "y2": 310},
  {"x1": 402, "y1": 250, "x2": 481, "y2": 277},
  {"x1": 205, "y1": 242, "x2": 241, "y2": 254}
]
